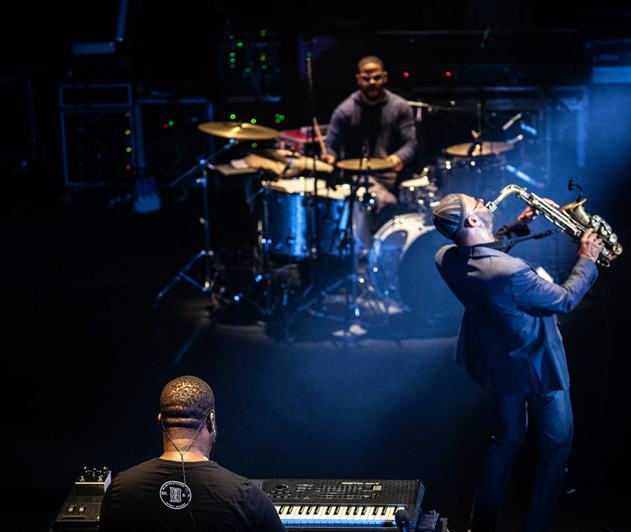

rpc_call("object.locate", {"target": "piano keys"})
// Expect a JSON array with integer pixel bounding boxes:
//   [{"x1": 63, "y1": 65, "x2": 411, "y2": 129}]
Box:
[{"x1": 255, "y1": 479, "x2": 425, "y2": 530}]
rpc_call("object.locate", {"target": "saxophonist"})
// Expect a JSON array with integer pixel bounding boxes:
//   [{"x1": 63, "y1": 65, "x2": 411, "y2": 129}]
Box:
[{"x1": 431, "y1": 193, "x2": 604, "y2": 532}]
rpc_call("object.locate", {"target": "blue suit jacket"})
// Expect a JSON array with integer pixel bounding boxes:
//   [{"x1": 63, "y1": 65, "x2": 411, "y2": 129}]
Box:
[{"x1": 435, "y1": 236, "x2": 598, "y2": 393}]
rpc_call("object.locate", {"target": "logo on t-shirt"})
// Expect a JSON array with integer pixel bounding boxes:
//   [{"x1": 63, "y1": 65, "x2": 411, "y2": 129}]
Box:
[{"x1": 159, "y1": 480, "x2": 192, "y2": 509}]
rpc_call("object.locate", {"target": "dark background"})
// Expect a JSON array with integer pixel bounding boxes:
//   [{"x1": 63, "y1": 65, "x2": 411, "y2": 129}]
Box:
[{"x1": 1, "y1": 2, "x2": 630, "y2": 531}]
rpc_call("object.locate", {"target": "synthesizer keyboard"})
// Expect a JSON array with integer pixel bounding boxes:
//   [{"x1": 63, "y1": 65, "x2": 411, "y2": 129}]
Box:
[{"x1": 255, "y1": 479, "x2": 425, "y2": 530}]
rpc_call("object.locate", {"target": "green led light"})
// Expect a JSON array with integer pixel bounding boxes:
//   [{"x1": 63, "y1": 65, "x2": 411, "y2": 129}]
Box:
[
  {"x1": 237, "y1": 42, "x2": 243, "y2": 47},
  {"x1": 230, "y1": 114, "x2": 237, "y2": 120},
  {"x1": 250, "y1": 119, "x2": 257, "y2": 124}
]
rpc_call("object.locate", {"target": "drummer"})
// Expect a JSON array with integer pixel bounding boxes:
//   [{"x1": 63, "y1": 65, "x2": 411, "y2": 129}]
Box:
[{"x1": 321, "y1": 55, "x2": 418, "y2": 231}]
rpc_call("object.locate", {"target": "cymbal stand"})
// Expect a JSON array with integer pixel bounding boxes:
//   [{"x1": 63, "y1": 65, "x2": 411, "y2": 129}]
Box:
[
  {"x1": 153, "y1": 145, "x2": 236, "y2": 310},
  {"x1": 291, "y1": 52, "x2": 326, "y2": 304},
  {"x1": 338, "y1": 166, "x2": 389, "y2": 328},
  {"x1": 467, "y1": 102, "x2": 484, "y2": 156},
  {"x1": 233, "y1": 184, "x2": 277, "y2": 318}
]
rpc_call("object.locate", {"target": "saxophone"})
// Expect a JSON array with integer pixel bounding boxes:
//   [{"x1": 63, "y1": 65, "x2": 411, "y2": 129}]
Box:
[{"x1": 485, "y1": 184, "x2": 622, "y2": 267}]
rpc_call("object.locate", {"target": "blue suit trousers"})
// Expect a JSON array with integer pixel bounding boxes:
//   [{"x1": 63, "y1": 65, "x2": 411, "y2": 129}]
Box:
[{"x1": 470, "y1": 389, "x2": 573, "y2": 532}]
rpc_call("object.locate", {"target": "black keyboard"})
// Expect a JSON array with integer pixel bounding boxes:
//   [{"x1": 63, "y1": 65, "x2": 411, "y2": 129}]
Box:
[{"x1": 255, "y1": 479, "x2": 425, "y2": 530}]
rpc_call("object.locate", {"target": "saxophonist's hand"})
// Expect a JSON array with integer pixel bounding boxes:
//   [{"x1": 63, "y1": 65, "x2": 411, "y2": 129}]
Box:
[
  {"x1": 517, "y1": 198, "x2": 559, "y2": 225},
  {"x1": 579, "y1": 228, "x2": 604, "y2": 262}
]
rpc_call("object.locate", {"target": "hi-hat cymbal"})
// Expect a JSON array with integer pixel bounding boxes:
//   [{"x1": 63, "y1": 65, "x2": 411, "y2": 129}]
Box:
[
  {"x1": 336, "y1": 157, "x2": 395, "y2": 171},
  {"x1": 446, "y1": 141, "x2": 513, "y2": 157},
  {"x1": 198, "y1": 121, "x2": 279, "y2": 140}
]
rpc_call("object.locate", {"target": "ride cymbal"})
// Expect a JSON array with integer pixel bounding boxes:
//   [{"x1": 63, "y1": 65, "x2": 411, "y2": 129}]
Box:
[
  {"x1": 445, "y1": 141, "x2": 513, "y2": 157},
  {"x1": 198, "y1": 121, "x2": 279, "y2": 140}
]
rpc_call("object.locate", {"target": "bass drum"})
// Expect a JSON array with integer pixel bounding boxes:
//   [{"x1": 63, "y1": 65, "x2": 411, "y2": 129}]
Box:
[{"x1": 368, "y1": 213, "x2": 460, "y2": 319}]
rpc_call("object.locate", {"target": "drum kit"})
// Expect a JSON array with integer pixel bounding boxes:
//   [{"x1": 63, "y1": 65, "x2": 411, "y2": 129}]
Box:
[
  {"x1": 152, "y1": 120, "x2": 403, "y2": 324},
  {"x1": 152, "y1": 115, "x2": 526, "y2": 333}
]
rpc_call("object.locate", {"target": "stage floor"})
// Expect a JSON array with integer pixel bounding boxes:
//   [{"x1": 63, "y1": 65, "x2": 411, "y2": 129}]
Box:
[{"x1": 2, "y1": 189, "x2": 629, "y2": 532}]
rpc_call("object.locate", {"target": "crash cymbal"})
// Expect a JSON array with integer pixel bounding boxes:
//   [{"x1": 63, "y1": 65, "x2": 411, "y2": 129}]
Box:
[
  {"x1": 198, "y1": 121, "x2": 279, "y2": 140},
  {"x1": 336, "y1": 157, "x2": 395, "y2": 171},
  {"x1": 445, "y1": 141, "x2": 513, "y2": 157}
]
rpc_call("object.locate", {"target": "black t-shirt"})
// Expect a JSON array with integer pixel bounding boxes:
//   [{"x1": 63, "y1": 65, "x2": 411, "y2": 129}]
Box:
[{"x1": 99, "y1": 458, "x2": 286, "y2": 532}]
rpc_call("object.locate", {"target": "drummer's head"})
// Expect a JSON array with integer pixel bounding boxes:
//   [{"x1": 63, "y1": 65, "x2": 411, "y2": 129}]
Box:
[
  {"x1": 356, "y1": 56, "x2": 387, "y2": 105},
  {"x1": 433, "y1": 193, "x2": 495, "y2": 244}
]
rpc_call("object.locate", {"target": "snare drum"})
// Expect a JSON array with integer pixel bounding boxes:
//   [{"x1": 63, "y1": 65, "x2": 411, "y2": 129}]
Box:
[
  {"x1": 265, "y1": 176, "x2": 327, "y2": 195},
  {"x1": 368, "y1": 213, "x2": 458, "y2": 316}
]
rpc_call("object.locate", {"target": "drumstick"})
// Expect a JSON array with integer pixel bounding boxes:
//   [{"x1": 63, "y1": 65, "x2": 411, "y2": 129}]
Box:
[{"x1": 312, "y1": 117, "x2": 328, "y2": 157}]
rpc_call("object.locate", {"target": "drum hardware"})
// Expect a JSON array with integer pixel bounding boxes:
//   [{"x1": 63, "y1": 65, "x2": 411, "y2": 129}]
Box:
[
  {"x1": 232, "y1": 185, "x2": 286, "y2": 322},
  {"x1": 434, "y1": 149, "x2": 508, "y2": 201},
  {"x1": 288, "y1": 162, "x2": 389, "y2": 333},
  {"x1": 233, "y1": 176, "x2": 327, "y2": 333},
  {"x1": 154, "y1": 119, "x2": 287, "y2": 313},
  {"x1": 328, "y1": 167, "x2": 370, "y2": 323},
  {"x1": 398, "y1": 167, "x2": 439, "y2": 218},
  {"x1": 153, "y1": 148, "x2": 238, "y2": 310},
  {"x1": 253, "y1": 176, "x2": 335, "y2": 331},
  {"x1": 153, "y1": 121, "x2": 280, "y2": 310},
  {"x1": 442, "y1": 103, "x2": 525, "y2": 173}
]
